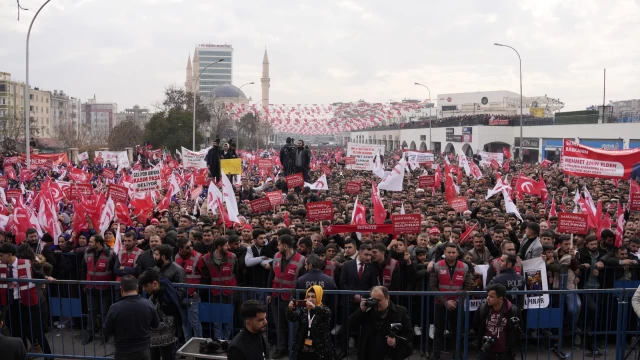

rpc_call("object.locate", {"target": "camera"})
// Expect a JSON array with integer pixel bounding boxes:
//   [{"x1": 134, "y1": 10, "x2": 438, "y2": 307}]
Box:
[
  {"x1": 389, "y1": 323, "x2": 402, "y2": 337},
  {"x1": 364, "y1": 297, "x2": 378, "y2": 312},
  {"x1": 480, "y1": 336, "x2": 496, "y2": 352}
]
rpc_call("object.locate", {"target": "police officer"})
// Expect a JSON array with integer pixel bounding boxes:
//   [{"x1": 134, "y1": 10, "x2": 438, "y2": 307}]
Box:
[
  {"x1": 296, "y1": 254, "x2": 337, "y2": 291},
  {"x1": 488, "y1": 253, "x2": 525, "y2": 306}
]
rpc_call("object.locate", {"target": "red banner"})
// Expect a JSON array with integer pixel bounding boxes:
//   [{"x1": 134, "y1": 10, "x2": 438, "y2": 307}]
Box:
[
  {"x1": 561, "y1": 139, "x2": 640, "y2": 180},
  {"x1": 557, "y1": 212, "x2": 589, "y2": 235},
  {"x1": 321, "y1": 165, "x2": 332, "y2": 175},
  {"x1": 266, "y1": 190, "x2": 283, "y2": 208},
  {"x1": 102, "y1": 168, "x2": 115, "y2": 180},
  {"x1": 391, "y1": 214, "x2": 421, "y2": 234},
  {"x1": 345, "y1": 181, "x2": 362, "y2": 194},
  {"x1": 19, "y1": 153, "x2": 69, "y2": 168},
  {"x1": 489, "y1": 119, "x2": 509, "y2": 126},
  {"x1": 631, "y1": 193, "x2": 640, "y2": 211},
  {"x1": 324, "y1": 223, "x2": 395, "y2": 235},
  {"x1": 71, "y1": 183, "x2": 94, "y2": 199},
  {"x1": 343, "y1": 156, "x2": 356, "y2": 165},
  {"x1": 5, "y1": 189, "x2": 21, "y2": 204},
  {"x1": 250, "y1": 197, "x2": 273, "y2": 214},
  {"x1": 305, "y1": 201, "x2": 334, "y2": 222},
  {"x1": 258, "y1": 159, "x2": 272, "y2": 171},
  {"x1": 418, "y1": 175, "x2": 435, "y2": 189},
  {"x1": 285, "y1": 173, "x2": 304, "y2": 188},
  {"x1": 449, "y1": 196, "x2": 469, "y2": 213},
  {"x1": 510, "y1": 175, "x2": 519, "y2": 188},
  {"x1": 107, "y1": 184, "x2": 129, "y2": 204},
  {"x1": 3, "y1": 156, "x2": 19, "y2": 166},
  {"x1": 490, "y1": 159, "x2": 500, "y2": 170},
  {"x1": 0, "y1": 177, "x2": 7, "y2": 188}
]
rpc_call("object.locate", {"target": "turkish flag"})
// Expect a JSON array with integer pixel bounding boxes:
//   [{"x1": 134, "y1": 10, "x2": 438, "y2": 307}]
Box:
[
  {"x1": 538, "y1": 178, "x2": 548, "y2": 201},
  {"x1": 502, "y1": 160, "x2": 510, "y2": 171},
  {"x1": 157, "y1": 190, "x2": 172, "y2": 212},
  {"x1": 130, "y1": 192, "x2": 154, "y2": 224},
  {"x1": 69, "y1": 167, "x2": 92, "y2": 183},
  {"x1": 371, "y1": 181, "x2": 387, "y2": 225},
  {"x1": 515, "y1": 176, "x2": 542, "y2": 196},
  {"x1": 503, "y1": 147, "x2": 512, "y2": 159},
  {"x1": 540, "y1": 159, "x2": 552, "y2": 168},
  {"x1": 115, "y1": 201, "x2": 133, "y2": 226},
  {"x1": 72, "y1": 202, "x2": 90, "y2": 235},
  {"x1": 549, "y1": 197, "x2": 557, "y2": 219},
  {"x1": 351, "y1": 198, "x2": 367, "y2": 225},
  {"x1": 615, "y1": 201, "x2": 625, "y2": 248}
]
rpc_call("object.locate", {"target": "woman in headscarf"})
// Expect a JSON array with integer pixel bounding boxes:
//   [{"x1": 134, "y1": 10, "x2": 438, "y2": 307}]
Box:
[{"x1": 286, "y1": 285, "x2": 336, "y2": 360}]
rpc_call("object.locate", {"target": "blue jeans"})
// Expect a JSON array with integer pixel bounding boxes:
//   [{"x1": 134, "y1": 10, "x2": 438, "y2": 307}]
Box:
[
  {"x1": 214, "y1": 322, "x2": 232, "y2": 340},
  {"x1": 564, "y1": 293, "x2": 582, "y2": 327},
  {"x1": 181, "y1": 296, "x2": 202, "y2": 340}
]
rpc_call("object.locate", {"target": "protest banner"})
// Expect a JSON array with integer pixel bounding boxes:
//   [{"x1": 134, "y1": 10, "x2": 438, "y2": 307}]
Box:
[
  {"x1": 70, "y1": 183, "x2": 94, "y2": 199},
  {"x1": 556, "y1": 213, "x2": 589, "y2": 235},
  {"x1": 391, "y1": 214, "x2": 421, "y2": 234},
  {"x1": 266, "y1": 190, "x2": 283, "y2": 208},
  {"x1": 449, "y1": 197, "x2": 469, "y2": 213},
  {"x1": 489, "y1": 118, "x2": 509, "y2": 126},
  {"x1": 561, "y1": 138, "x2": 640, "y2": 179},
  {"x1": 522, "y1": 257, "x2": 550, "y2": 309},
  {"x1": 476, "y1": 150, "x2": 504, "y2": 167},
  {"x1": 631, "y1": 193, "x2": 640, "y2": 211},
  {"x1": 258, "y1": 159, "x2": 272, "y2": 171},
  {"x1": 94, "y1": 151, "x2": 130, "y2": 168},
  {"x1": 346, "y1": 143, "x2": 386, "y2": 171},
  {"x1": 132, "y1": 169, "x2": 161, "y2": 191},
  {"x1": 306, "y1": 201, "x2": 334, "y2": 222},
  {"x1": 102, "y1": 168, "x2": 115, "y2": 180},
  {"x1": 77, "y1": 152, "x2": 89, "y2": 162},
  {"x1": 510, "y1": 175, "x2": 519, "y2": 188},
  {"x1": 250, "y1": 197, "x2": 273, "y2": 214},
  {"x1": 403, "y1": 149, "x2": 435, "y2": 164},
  {"x1": 221, "y1": 158, "x2": 242, "y2": 175},
  {"x1": 5, "y1": 189, "x2": 21, "y2": 204},
  {"x1": 321, "y1": 165, "x2": 332, "y2": 175},
  {"x1": 418, "y1": 175, "x2": 435, "y2": 189},
  {"x1": 343, "y1": 156, "x2": 356, "y2": 165},
  {"x1": 490, "y1": 159, "x2": 500, "y2": 170},
  {"x1": 324, "y1": 223, "x2": 394, "y2": 235},
  {"x1": 3, "y1": 156, "x2": 19, "y2": 166},
  {"x1": 0, "y1": 177, "x2": 7, "y2": 188},
  {"x1": 285, "y1": 173, "x2": 304, "y2": 188},
  {"x1": 181, "y1": 147, "x2": 208, "y2": 169},
  {"x1": 107, "y1": 184, "x2": 129, "y2": 204},
  {"x1": 20, "y1": 153, "x2": 69, "y2": 169},
  {"x1": 466, "y1": 265, "x2": 489, "y2": 311},
  {"x1": 345, "y1": 181, "x2": 361, "y2": 194}
]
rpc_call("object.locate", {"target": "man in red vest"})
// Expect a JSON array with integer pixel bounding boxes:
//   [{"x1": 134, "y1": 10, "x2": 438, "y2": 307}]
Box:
[
  {"x1": 428, "y1": 243, "x2": 474, "y2": 360},
  {"x1": 196, "y1": 237, "x2": 238, "y2": 340},
  {"x1": 81, "y1": 234, "x2": 116, "y2": 345},
  {"x1": 267, "y1": 234, "x2": 305, "y2": 359},
  {"x1": 0, "y1": 243, "x2": 55, "y2": 357},
  {"x1": 113, "y1": 231, "x2": 143, "y2": 282},
  {"x1": 175, "y1": 237, "x2": 203, "y2": 340}
]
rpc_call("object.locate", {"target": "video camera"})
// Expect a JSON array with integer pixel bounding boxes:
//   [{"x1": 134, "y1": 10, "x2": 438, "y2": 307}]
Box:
[
  {"x1": 480, "y1": 336, "x2": 496, "y2": 352},
  {"x1": 388, "y1": 323, "x2": 408, "y2": 342}
]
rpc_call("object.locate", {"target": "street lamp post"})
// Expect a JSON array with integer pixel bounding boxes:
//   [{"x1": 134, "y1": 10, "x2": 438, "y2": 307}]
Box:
[
  {"x1": 414, "y1": 82, "x2": 432, "y2": 150},
  {"x1": 25, "y1": 0, "x2": 52, "y2": 170},
  {"x1": 192, "y1": 58, "x2": 224, "y2": 149},
  {"x1": 494, "y1": 43, "x2": 523, "y2": 161},
  {"x1": 236, "y1": 82, "x2": 254, "y2": 146}
]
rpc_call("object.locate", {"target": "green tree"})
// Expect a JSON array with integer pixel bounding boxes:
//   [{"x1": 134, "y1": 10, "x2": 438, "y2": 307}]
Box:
[
  {"x1": 108, "y1": 120, "x2": 145, "y2": 150},
  {"x1": 158, "y1": 86, "x2": 210, "y2": 126},
  {"x1": 239, "y1": 112, "x2": 258, "y2": 146},
  {"x1": 144, "y1": 109, "x2": 203, "y2": 152}
]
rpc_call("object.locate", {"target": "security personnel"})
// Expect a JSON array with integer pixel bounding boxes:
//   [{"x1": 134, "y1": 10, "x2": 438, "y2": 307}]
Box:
[
  {"x1": 267, "y1": 234, "x2": 306, "y2": 359},
  {"x1": 372, "y1": 243, "x2": 401, "y2": 291},
  {"x1": 429, "y1": 243, "x2": 475, "y2": 360},
  {"x1": 486, "y1": 240, "x2": 522, "y2": 284},
  {"x1": 488, "y1": 253, "x2": 525, "y2": 306},
  {"x1": 82, "y1": 234, "x2": 116, "y2": 345},
  {"x1": 175, "y1": 237, "x2": 203, "y2": 339},
  {"x1": 197, "y1": 237, "x2": 238, "y2": 340},
  {"x1": 0, "y1": 243, "x2": 55, "y2": 357},
  {"x1": 314, "y1": 245, "x2": 339, "y2": 282},
  {"x1": 113, "y1": 231, "x2": 143, "y2": 281}
]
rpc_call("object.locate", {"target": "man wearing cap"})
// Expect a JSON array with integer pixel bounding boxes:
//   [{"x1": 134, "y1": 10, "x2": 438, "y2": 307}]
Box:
[
  {"x1": 519, "y1": 222, "x2": 542, "y2": 260},
  {"x1": 240, "y1": 224, "x2": 254, "y2": 248}
]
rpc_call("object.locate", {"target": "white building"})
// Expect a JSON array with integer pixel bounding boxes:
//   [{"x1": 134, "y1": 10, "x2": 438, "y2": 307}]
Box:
[{"x1": 436, "y1": 90, "x2": 564, "y2": 118}]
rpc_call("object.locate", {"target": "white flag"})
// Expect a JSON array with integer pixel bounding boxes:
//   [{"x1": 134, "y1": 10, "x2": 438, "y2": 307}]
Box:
[
  {"x1": 207, "y1": 181, "x2": 221, "y2": 214},
  {"x1": 372, "y1": 152, "x2": 386, "y2": 179},
  {"x1": 378, "y1": 158, "x2": 406, "y2": 192},
  {"x1": 304, "y1": 174, "x2": 329, "y2": 191},
  {"x1": 221, "y1": 170, "x2": 240, "y2": 223},
  {"x1": 98, "y1": 197, "x2": 116, "y2": 236},
  {"x1": 459, "y1": 153, "x2": 471, "y2": 176},
  {"x1": 502, "y1": 189, "x2": 523, "y2": 222},
  {"x1": 486, "y1": 176, "x2": 511, "y2": 199},
  {"x1": 113, "y1": 228, "x2": 122, "y2": 255}
]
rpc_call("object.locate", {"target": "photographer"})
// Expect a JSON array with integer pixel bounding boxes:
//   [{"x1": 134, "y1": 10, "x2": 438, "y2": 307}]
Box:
[
  {"x1": 280, "y1": 138, "x2": 296, "y2": 176},
  {"x1": 348, "y1": 286, "x2": 413, "y2": 360},
  {"x1": 286, "y1": 285, "x2": 335, "y2": 360},
  {"x1": 473, "y1": 284, "x2": 522, "y2": 360}
]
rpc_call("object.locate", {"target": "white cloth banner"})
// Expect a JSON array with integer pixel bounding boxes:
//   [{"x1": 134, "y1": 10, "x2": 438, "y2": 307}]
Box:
[
  {"x1": 476, "y1": 150, "x2": 504, "y2": 167},
  {"x1": 181, "y1": 147, "x2": 210, "y2": 169},
  {"x1": 304, "y1": 174, "x2": 329, "y2": 191},
  {"x1": 77, "y1": 152, "x2": 89, "y2": 162},
  {"x1": 94, "y1": 151, "x2": 130, "y2": 168},
  {"x1": 467, "y1": 264, "x2": 489, "y2": 311},
  {"x1": 522, "y1": 257, "x2": 550, "y2": 309},
  {"x1": 346, "y1": 143, "x2": 386, "y2": 171},
  {"x1": 402, "y1": 149, "x2": 434, "y2": 164},
  {"x1": 378, "y1": 158, "x2": 406, "y2": 191}
]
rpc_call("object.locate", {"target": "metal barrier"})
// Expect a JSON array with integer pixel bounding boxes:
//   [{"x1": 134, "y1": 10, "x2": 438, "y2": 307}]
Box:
[{"x1": 2, "y1": 276, "x2": 640, "y2": 360}]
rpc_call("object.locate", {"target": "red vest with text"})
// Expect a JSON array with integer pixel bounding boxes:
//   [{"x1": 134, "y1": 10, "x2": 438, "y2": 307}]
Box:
[
  {"x1": 323, "y1": 259, "x2": 337, "y2": 278},
  {"x1": 176, "y1": 250, "x2": 203, "y2": 296},
  {"x1": 85, "y1": 249, "x2": 114, "y2": 289},
  {"x1": 0, "y1": 259, "x2": 39, "y2": 307},
  {"x1": 490, "y1": 258, "x2": 522, "y2": 276},
  {"x1": 204, "y1": 252, "x2": 237, "y2": 296},
  {"x1": 434, "y1": 259, "x2": 468, "y2": 304},
  {"x1": 116, "y1": 247, "x2": 143, "y2": 281},
  {"x1": 381, "y1": 258, "x2": 399, "y2": 288},
  {"x1": 272, "y1": 252, "x2": 305, "y2": 301}
]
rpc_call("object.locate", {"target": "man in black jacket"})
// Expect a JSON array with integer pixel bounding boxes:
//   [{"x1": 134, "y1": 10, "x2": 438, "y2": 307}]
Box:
[
  {"x1": 228, "y1": 300, "x2": 269, "y2": 360},
  {"x1": 154, "y1": 244, "x2": 187, "y2": 302},
  {"x1": 294, "y1": 140, "x2": 311, "y2": 182},
  {"x1": 348, "y1": 286, "x2": 413, "y2": 360},
  {"x1": 103, "y1": 275, "x2": 159, "y2": 360},
  {"x1": 205, "y1": 138, "x2": 222, "y2": 182},
  {"x1": 137, "y1": 234, "x2": 161, "y2": 275},
  {"x1": 473, "y1": 284, "x2": 522, "y2": 360},
  {"x1": 488, "y1": 253, "x2": 525, "y2": 307},
  {"x1": 0, "y1": 318, "x2": 27, "y2": 360}
]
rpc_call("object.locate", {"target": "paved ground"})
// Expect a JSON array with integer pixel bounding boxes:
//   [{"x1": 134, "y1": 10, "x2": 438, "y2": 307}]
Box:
[{"x1": 25, "y1": 327, "x2": 629, "y2": 359}]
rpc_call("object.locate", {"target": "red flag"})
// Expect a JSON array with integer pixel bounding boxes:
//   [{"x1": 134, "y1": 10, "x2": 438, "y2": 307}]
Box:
[
  {"x1": 371, "y1": 181, "x2": 386, "y2": 224},
  {"x1": 72, "y1": 202, "x2": 90, "y2": 235},
  {"x1": 115, "y1": 201, "x2": 133, "y2": 226},
  {"x1": 351, "y1": 198, "x2": 367, "y2": 225},
  {"x1": 540, "y1": 159, "x2": 552, "y2": 168},
  {"x1": 502, "y1": 159, "x2": 510, "y2": 171},
  {"x1": 19, "y1": 169, "x2": 35, "y2": 183},
  {"x1": 435, "y1": 165, "x2": 442, "y2": 184},
  {"x1": 631, "y1": 179, "x2": 640, "y2": 194},
  {"x1": 615, "y1": 201, "x2": 624, "y2": 248},
  {"x1": 612, "y1": 179, "x2": 619, "y2": 188},
  {"x1": 460, "y1": 223, "x2": 478, "y2": 247},
  {"x1": 444, "y1": 165, "x2": 457, "y2": 203},
  {"x1": 130, "y1": 192, "x2": 154, "y2": 224},
  {"x1": 157, "y1": 190, "x2": 172, "y2": 212},
  {"x1": 549, "y1": 197, "x2": 557, "y2": 219},
  {"x1": 69, "y1": 167, "x2": 92, "y2": 183},
  {"x1": 515, "y1": 176, "x2": 542, "y2": 196},
  {"x1": 503, "y1": 147, "x2": 512, "y2": 159},
  {"x1": 4, "y1": 166, "x2": 16, "y2": 180},
  {"x1": 560, "y1": 191, "x2": 567, "y2": 212},
  {"x1": 284, "y1": 212, "x2": 291, "y2": 227},
  {"x1": 538, "y1": 177, "x2": 548, "y2": 202}
]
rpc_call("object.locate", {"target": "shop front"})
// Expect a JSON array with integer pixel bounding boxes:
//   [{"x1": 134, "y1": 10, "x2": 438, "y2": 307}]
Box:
[
  {"x1": 514, "y1": 137, "x2": 540, "y2": 163},
  {"x1": 579, "y1": 139, "x2": 623, "y2": 150}
]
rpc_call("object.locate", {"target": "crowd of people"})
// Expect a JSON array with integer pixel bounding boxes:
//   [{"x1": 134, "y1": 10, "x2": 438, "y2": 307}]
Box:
[
  {"x1": 0, "y1": 138, "x2": 639, "y2": 360},
  {"x1": 357, "y1": 114, "x2": 554, "y2": 132}
]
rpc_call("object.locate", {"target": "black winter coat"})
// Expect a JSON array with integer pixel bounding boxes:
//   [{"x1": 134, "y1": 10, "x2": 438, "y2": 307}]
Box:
[
  {"x1": 348, "y1": 302, "x2": 413, "y2": 360},
  {"x1": 205, "y1": 146, "x2": 221, "y2": 180},
  {"x1": 286, "y1": 305, "x2": 336, "y2": 360}
]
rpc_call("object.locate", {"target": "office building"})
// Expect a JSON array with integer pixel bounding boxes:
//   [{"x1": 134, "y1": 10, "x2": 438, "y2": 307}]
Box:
[{"x1": 185, "y1": 44, "x2": 234, "y2": 95}]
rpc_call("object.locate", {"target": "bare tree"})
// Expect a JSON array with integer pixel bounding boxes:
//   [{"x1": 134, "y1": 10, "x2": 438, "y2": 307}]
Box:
[
  {"x1": 204, "y1": 95, "x2": 234, "y2": 141},
  {"x1": 0, "y1": 114, "x2": 39, "y2": 155},
  {"x1": 52, "y1": 121, "x2": 97, "y2": 148},
  {"x1": 108, "y1": 120, "x2": 145, "y2": 150}
]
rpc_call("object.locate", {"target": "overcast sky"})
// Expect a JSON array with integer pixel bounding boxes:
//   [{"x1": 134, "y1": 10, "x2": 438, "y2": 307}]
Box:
[{"x1": 1, "y1": 0, "x2": 638, "y2": 112}]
